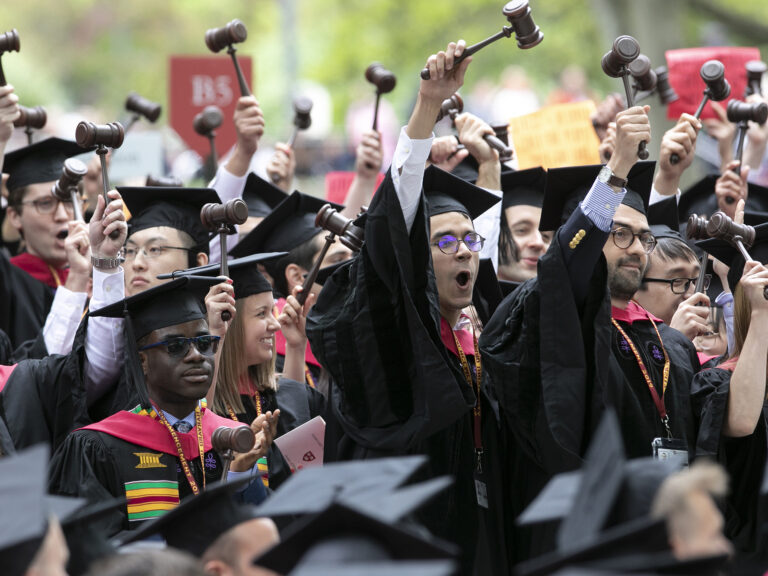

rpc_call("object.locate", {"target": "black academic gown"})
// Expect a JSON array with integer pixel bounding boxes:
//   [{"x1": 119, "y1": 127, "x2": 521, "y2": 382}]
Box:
[
  {"x1": 690, "y1": 366, "x2": 768, "y2": 562},
  {"x1": 0, "y1": 250, "x2": 54, "y2": 349},
  {"x1": 306, "y1": 171, "x2": 504, "y2": 575},
  {"x1": 479, "y1": 206, "x2": 700, "y2": 564}
]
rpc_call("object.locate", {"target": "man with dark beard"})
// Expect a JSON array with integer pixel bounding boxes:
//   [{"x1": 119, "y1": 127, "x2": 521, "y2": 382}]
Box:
[{"x1": 480, "y1": 105, "x2": 702, "y2": 562}]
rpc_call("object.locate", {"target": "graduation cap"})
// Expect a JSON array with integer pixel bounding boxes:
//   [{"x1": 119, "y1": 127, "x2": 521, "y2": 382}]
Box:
[
  {"x1": 254, "y1": 502, "x2": 458, "y2": 575},
  {"x1": 0, "y1": 444, "x2": 51, "y2": 576},
  {"x1": 116, "y1": 476, "x2": 257, "y2": 557},
  {"x1": 230, "y1": 191, "x2": 344, "y2": 258},
  {"x1": 472, "y1": 258, "x2": 504, "y2": 326},
  {"x1": 696, "y1": 222, "x2": 768, "y2": 294},
  {"x1": 539, "y1": 161, "x2": 656, "y2": 232},
  {"x1": 450, "y1": 153, "x2": 480, "y2": 184},
  {"x1": 4, "y1": 137, "x2": 91, "y2": 192},
  {"x1": 158, "y1": 252, "x2": 287, "y2": 300},
  {"x1": 118, "y1": 186, "x2": 221, "y2": 251},
  {"x1": 89, "y1": 275, "x2": 222, "y2": 408},
  {"x1": 243, "y1": 172, "x2": 289, "y2": 218},
  {"x1": 501, "y1": 166, "x2": 547, "y2": 209},
  {"x1": 254, "y1": 455, "x2": 431, "y2": 518},
  {"x1": 423, "y1": 165, "x2": 501, "y2": 220},
  {"x1": 647, "y1": 195, "x2": 679, "y2": 233},
  {"x1": 680, "y1": 176, "x2": 768, "y2": 224}
]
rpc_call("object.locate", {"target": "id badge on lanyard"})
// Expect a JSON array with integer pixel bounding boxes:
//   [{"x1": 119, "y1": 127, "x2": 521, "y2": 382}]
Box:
[{"x1": 652, "y1": 437, "x2": 689, "y2": 468}]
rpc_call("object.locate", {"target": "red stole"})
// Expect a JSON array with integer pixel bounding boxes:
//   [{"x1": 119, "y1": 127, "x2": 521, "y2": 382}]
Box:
[
  {"x1": 611, "y1": 300, "x2": 664, "y2": 325},
  {"x1": 80, "y1": 408, "x2": 244, "y2": 458},
  {"x1": 440, "y1": 317, "x2": 475, "y2": 360},
  {"x1": 274, "y1": 297, "x2": 321, "y2": 367},
  {"x1": 10, "y1": 253, "x2": 68, "y2": 289},
  {"x1": 0, "y1": 364, "x2": 18, "y2": 394}
]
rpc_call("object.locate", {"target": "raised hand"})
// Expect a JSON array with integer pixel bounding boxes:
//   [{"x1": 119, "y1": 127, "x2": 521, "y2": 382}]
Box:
[
  {"x1": 715, "y1": 160, "x2": 749, "y2": 219},
  {"x1": 89, "y1": 189, "x2": 127, "y2": 261},
  {"x1": 606, "y1": 105, "x2": 652, "y2": 179},
  {"x1": 205, "y1": 278, "x2": 236, "y2": 338}
]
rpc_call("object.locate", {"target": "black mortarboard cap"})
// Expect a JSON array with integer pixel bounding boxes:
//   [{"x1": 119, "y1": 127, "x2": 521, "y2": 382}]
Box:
[
  {"x1": 539, "y1": 162, "x2": 655, "y2": 232},
  {"x1": 423, "y1": 165, "x2": 501, "y2": 220},
  {"x1": 119, "y1": 186, "x2": 221, "y2": 251},
  {"x1": 696, "y1": 222, "x2": 768, "y2": 294},
  {"x1": 243, "y1": 173, "x2": 289, "y2": 218},
  {"x1": 89, "y1": 276, "x2": 222, "y2": 408},
  {"x1": 0, "y1": 444, "x2": 50, "y2": 576},
  {"x1": 4, "y1": 138, "x2": 91, "y2": 192},
  {"x1": 116, "y1": 476, "x2": 256, "y2": 557},
  {"x1": 501, "y1": 166, "x2": 546, "y2": 209},
  {"x1": 472, "y1": 258, "x2": 504, "y2": 326},
  {"x1": 649, "y1": 224, "x2": 684, "y2": 242},
  {"x1": 230, "y1": 191, "x2": 344, "y2": 258},
  {"x1": 289, "y1": 560, "x2": 459, "y2": 576},
  {"x1": 744, "y1": 210, "x2": 768, "y2": 226},
  {"x1": 254, "y1": 502, "x2": 457, "y2": 575},
  {"x1": 647, "y1": 195, "x2": 679, "y2": 232},
  {"x1": 254, "y1": 456, "x2": 429, "y2": 518},
  {"x1": 450, "y1": 153, "x2": 480, "y2": 184},
  {"x1": 678, "y1": 175, "x2": 718, "y2": 222},
  {"x1": 158, "y1": 252, "x2": 286, "y2": 300}
]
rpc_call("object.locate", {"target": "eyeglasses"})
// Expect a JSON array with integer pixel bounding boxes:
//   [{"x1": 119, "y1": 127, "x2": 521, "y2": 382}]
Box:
[
  {"x1": 19, "y1": 196, "x2": 79, "y2": 216},
  {"x1": 138, "y1": 335, "x2": 220, "y2": 358},
  {"x1": 609, "y1": 226, "x2": 656, "y2": 254},
  {"x1": 431, "y1": 232, "x2": 485, "y2": 254},
  {"x1": 123, "y1": 245, "x2": 193, "y2": 261},
  {"x1": 643, "y1": 274, "x2": 711, "y2": 294}
]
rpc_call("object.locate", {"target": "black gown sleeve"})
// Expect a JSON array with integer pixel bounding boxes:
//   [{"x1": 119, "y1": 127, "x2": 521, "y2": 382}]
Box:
[{"x1": 0, "y1": 251, "x2": 54, "y2": 349}]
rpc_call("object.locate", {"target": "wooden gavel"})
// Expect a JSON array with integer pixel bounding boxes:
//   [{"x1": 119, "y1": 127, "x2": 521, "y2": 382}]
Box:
[
  {"x1": 51, "y1": 158, "x2": 88, "y2": 223},
  {"x1": 628, "y1": 55, "x2": 657, "y2": 98},
  {"x1": 296, "y1": 205, "x2": 365, "y2": 306},
  {"x1": 727, "y1": 99, "x2": 768, "y2": 188},
  {"x1": 212, "y1": 425, "x2": 255, "y2": 481},
  {"x1": 146, "y1": 175, "x2": 183, "y2": 187},
  {"x1": 194, "y1": 105, "x2": 224, "y2": 179},
  {"x1": 200, "y1": 199, "x2": 249, "y2": 322},
  {"x1": 205, "y1": 19, "x2": 251, "y2": 97},
  {"x1": 601, "y1": 35, "x2": 648, "y2": 160},
  {"x1": 687, "y1": 211, "x2": 768, "y2": 299},
  {"x1": 654, "y1": 66, "x2": 679, "y2": 106},
  {"x1": 13, "y1": 105, "x2": 46, "y2": 145},
  {"x1": 365, "y1": 63, "x2": 396, "y2": 131},
  {"x1": 435, "y1": 93, "x2": 513, "y2": 159},
  {"x1": 745, "y1": 60, "x2": 766, "y2": 98},
  {"x1": 125, "y1": 92, "x2": 162, "y2": 132},
  {"x1": 0, "y1": 29, "x2": 19, "y2": 87},
  {"x1": 670, "y1": 60, "x2": 731, "y2": 165},
  {"x1": 75, "y1": 121, "x2": 124, "y2": 238},
  {"x1": 269, "y1": 97, "x2": 313, "y2": 184},
  {"x1": 491, "y1": 121, "x2": 514, "y2": 162},
  {"x1": 420, "y1": 0, "x2": 542, "y2": 80}
]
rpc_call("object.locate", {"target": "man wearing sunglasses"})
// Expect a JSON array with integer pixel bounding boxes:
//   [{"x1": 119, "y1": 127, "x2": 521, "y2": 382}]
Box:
[{"x1": 50, "y1": 276, "x2": 274, "y2": 535}]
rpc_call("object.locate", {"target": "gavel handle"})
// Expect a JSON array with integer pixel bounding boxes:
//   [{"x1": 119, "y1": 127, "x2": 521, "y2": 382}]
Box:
[
  {"x1": 227, "y1": 45, "x2": 251, "y2": 97},
  {"x1": 97, "y1": 147, "x2": 121, "y2": 240},
  {"x1": 671, "y1": 92, "x2": 710, "y2": 165},
  {"x1": 124, "y1": 114, "x2": 140, "y2": 134},
  {"x1": 24, "y1": 126, "x2": 33, "y2": 146},
  {"x1": 219, "y1": 229, "x2": 232, "y2": 323},
  {"x1": 723, "y1": 122, "x2": 750, "y2": 205},
  {"x1": 621, "y1": 71, "x2": 649, "y2": 160},
  {"x1": 483, "y1": 133, "x2": 513, "y2": 157},
  {"x1": 420, "y1": 26, "x2": 512, "y2": 80},
  {"x1": 220, "y1": 449, "x2": 233, "y2": 482},
  {"x1": 297, "y1": 232, "x2": 336, "y2": 306},
  {"x1": 69, "y1": 189, "x2": 84, "y2": 223},
  {"x1": 372, "y1": 92, "x2": 382, "y2": 132},
  {"x1": 694, "y1": 252, "x2": 709, "y2": 295},
  {"x1": 205, "y1": 134, "x2": 219, "y2": 181},
  {"x1": 0, "y1": 60, "x2": 6, "y2": 87}
]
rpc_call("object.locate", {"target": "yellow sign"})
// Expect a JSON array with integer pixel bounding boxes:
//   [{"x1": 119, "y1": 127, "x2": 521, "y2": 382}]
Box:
[
  {"x1": 134, "y1": 452, "x2": 167, "y2": 469},
  {"x1": 508, "y1": 101, "x2": 601, "y2": 170}
]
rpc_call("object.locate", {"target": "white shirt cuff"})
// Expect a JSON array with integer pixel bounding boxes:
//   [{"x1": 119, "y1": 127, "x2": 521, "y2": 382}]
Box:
[{"x1": 649, "y1": 185, "x2": 681, "y2": 206}]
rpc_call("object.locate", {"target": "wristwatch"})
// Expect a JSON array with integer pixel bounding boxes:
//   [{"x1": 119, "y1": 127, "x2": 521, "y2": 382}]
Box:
[
  {"x1": 598, "y1": 165, "x2": 628, "y2": 190},
  {"x1": 91, "y1": 254, "x2": 125, "y2": 270}
]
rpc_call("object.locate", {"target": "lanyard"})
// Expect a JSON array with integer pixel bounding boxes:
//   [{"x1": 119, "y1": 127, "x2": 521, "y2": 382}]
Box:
[
  {"x1": 611, "y1": 311, "x2": 672, "y2": 437},
  {"x1": 304, "y1": 365, "x2": 316, "y2": 388},
  {"x1": 452, "y1": 328, "x2": 484, "y2": 470},
  {"x1": 225, "y1": 389, "x2": 262, "y2": 422},
  {"x1": 156, "y1": 405, "x2": 206, "y2": 495}
]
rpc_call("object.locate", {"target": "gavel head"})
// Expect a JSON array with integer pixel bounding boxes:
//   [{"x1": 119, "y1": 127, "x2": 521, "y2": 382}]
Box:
[
  {"x1": 193, "y1": 106, "x2": 224, "y2": 136},
  {"x1": 316, "y1": 204, "x2": 364, "y2": 252},
  {"x1": 211, "y1": 426, "x2": 255, "y2": 454},
  {"x1": 502, "y1": 0, "x2": 543, "y2": 49},
  {"x1": 200, "y1": 198, "x2": 249, "y2": 231},
  {"x1": 51, "y1": 158, "x2": 88, "y2": 201},
  {"x1": 628, "y1": 55, "x2": 657, "y2": 92},
  {"x1": 146, "y1": 175, "x2": 183, "y2": 187},
  {"x1": 727, "y1": 99, "x2": 768, "y2": 125},
  {"x1": 293, "y1": 97, "x2": 313, "y2": 130},
  {"x1": 601, "y1": 36, "x2": 640, "y2": 78},
  {"x1": 13, "y1": 105, "x2": 46, "y2": 129},
  {"x1": 745, "y1": 60, "x2": 767, "y2": 97},
  {"x1": 654, "y1": 66, "x2": 679, "y2": 105},
  {"x1": 75, "y1": 121, "x2": 125, "y2": 149},
  {"x1": 436, "y1": 93, "x2": 464, "y2": 123},
  {"x1": 365, "y1": 63, "x2": 397, "y2": 95},
  {"x1": 686, "y1": 214, "x2": 709, "y2": 240},
  {"x1": 0, "y1": 29, "x2": 20, "y2": 55},
  {"x1": 491, "y1": 121, "x2": 514, "y2": 161},
  {"x1": 125, "y1": 92, "x2": 162, "y2": 123},
  {"x1": 205, "y1": 19, "x2": 248, "y2": 53},
  {"x1": 686, "y1": 212, "x2": 756, "y2": 247},
  {"x1": 700, "y1": 60, "x2": 731, "y2": 102}
]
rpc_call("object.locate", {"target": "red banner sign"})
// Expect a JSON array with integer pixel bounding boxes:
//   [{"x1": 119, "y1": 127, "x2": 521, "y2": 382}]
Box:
[
  {"x1": 169, "y1": 55, "x2": 253, "y2": 158},
  {"x1": 665, "y1": 47, "x2": 760, "y2": 120}
]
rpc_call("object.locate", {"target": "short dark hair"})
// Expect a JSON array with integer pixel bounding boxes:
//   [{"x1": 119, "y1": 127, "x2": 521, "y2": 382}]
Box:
[
  {"x1": 263, "y1": 233, "x2": 321, "y2": 298},
  {"x1": 639, "y1": 237, "x2": 699, "y2": 292},
  {"x1": 7, "y1": 185, "x2": 29, "y2": 212},
  {"x1": 498, "y1": 209, "x2": 519, "y2": 265}
]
